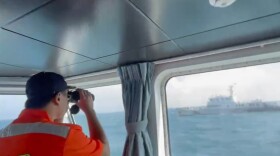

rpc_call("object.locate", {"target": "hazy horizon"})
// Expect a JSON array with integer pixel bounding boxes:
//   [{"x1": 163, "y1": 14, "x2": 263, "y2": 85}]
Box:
[{"x1": 1, "y1": 62, "x2": 280, "y2": 120}]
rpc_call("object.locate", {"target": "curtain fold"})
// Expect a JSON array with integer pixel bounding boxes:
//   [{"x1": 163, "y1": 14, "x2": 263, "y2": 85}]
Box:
[{"x1": 118, "y1": 62, "x2": 154, "y2": 156}]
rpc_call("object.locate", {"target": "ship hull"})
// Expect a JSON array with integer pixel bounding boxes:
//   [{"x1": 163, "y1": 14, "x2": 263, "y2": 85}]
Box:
[{"x1": 177, "y1": 102, "x2": 280, "y2": 116}]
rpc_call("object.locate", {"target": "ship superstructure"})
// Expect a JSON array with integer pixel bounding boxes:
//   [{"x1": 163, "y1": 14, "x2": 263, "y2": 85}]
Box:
[{"x1": 177, "y1": 86, "x2": 280, "y2": 116}]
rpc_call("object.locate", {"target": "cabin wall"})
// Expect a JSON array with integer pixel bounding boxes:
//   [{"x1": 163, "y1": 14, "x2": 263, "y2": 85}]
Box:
[{"x1": 1, "y1": 38, "x2": 280, "y2": 156}]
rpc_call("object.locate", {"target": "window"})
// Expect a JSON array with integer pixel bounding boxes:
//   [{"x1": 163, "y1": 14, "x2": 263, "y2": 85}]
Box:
[
  {"x1": 0, "y1": 95, "x2": 70, "y2": 128},
  {"x1": 73, "y1": 85, "x2": 125, "y2": 156},
  {"x1": 0, "y1": 95, "x2": 26, "y2": 129},
  {"x1": 166, "y1": 63, "x2": 280, "y2": 156}
]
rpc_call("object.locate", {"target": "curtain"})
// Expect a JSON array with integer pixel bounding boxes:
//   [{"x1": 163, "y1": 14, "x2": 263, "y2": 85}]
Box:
[{"x1": 118, "y1": 62, "x2": 154, "y2": 156}]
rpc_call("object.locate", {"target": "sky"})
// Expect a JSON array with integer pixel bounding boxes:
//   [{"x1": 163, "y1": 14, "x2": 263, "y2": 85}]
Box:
[
  {"x1": 0, "y1": 85, "x2": 124, "y2": 120},
  {"x1": 1, "y1": 62, "x2": 280, "y2": 120},
  {"x1": 167, "y1": 62, "x2": 280, "y2": 108}
]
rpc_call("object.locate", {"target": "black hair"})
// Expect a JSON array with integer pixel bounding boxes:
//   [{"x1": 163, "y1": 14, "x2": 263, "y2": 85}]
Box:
[
  {"x1": 25, "y1": 93, "x2": 58, "y2": 109},
  {"x1": 25, "y1": 99, "x2": 50, "y2": 109},
  {"x1": 25, "y1": 90, "x2": 67, "y2": 109}
]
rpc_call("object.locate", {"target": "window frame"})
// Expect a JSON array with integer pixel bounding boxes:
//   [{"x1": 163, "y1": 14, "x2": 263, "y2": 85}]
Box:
[{"x1": 153, "y1": 38, "x2": 280, "y2": 156}]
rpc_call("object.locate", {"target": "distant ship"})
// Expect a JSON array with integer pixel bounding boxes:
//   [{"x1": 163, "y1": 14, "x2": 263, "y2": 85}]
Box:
[{"x1": 177, "y1": 85, "x2": 280, "y2": 116}]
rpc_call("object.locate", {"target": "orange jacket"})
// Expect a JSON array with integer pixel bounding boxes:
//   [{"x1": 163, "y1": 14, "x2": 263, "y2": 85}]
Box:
[{"x1": 0, "y1": 109, "x2": 103, "y2": 156}]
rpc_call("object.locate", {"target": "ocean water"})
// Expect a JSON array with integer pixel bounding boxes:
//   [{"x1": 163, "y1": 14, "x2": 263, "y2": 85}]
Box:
[
  {"x1": 2, "y1": 110, "x2": 280, "y2": 156},
  {"x1": 0, "y1": 120, "x2": 12, "y2": 129},
  {"x1": 74, "y1": 112, "x2": 126, "y2": 156},
  {"x1": 168, "y1": 109, "x2": 280, "y2": 156}
]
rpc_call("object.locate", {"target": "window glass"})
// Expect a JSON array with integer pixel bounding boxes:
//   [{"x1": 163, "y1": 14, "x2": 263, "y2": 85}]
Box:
[
  {"x1": 73, "y1": 85, "x2": 125, "y2": 155},
  {"x1": 0, "y1": 95, "x2": 26, "y2": 129},
  {"x1": 0, "y1": 95, "x2": 71, "y2": 128},
  {"x1": 166, "y1": 63, "x2": 280, "y2": 156}
]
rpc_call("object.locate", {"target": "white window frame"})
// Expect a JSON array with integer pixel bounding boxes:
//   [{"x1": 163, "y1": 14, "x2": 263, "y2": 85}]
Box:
[{"x1": 153, "y1": 37, "x2": 280, "y2": 156}]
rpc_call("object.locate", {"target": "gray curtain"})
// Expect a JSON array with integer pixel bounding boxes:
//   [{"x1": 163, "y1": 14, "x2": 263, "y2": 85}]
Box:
[{"x1": 118, "y1": 62, "x2": 154, "y2": 156}]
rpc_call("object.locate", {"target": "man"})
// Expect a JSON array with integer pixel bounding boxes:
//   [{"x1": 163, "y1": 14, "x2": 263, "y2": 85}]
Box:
[{"x1": 0, "y1": 72, "x2": 110, "y2": 156}]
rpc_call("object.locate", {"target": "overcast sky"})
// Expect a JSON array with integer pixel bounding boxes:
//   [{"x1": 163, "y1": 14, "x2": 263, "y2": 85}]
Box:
[
  {"x1": 0, "y1": 85, "x2": 124, "y2": 120},
  {"x1": 1, "y1": 62, "x2": 280, "y2": 120},
  {"x1": 167, "y1": 62, "x2": 280, "y2": 108}
]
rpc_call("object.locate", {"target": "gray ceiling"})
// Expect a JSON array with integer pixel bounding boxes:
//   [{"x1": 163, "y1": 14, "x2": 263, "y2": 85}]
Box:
[{"x1": 1, "y1": 0, "x2": 280, "y2": 77}]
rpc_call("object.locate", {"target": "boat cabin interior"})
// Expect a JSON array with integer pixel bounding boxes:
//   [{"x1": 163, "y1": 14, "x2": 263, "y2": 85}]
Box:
[{"x1": 1, "y1": 0, "x2": 280, "y2": 155}]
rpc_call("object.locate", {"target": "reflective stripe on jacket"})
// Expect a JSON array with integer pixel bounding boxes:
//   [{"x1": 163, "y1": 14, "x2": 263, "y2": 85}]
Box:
[{"x1": 0, "y1": 109, "x2": 103, "y2": 156}]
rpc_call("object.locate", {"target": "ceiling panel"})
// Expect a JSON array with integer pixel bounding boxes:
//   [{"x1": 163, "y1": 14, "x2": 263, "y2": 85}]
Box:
[
  {"x1": 131, "y1": 0, "x2": 280, "y2": 38},
  {"x1": 145, "y1": 41, "x2": 184, "y2": 61},
  {"x1": 97, "y1": 41, "x2": 183, "y2": 66},
  {"x1": 0, "y1": 30, "x2": 90, "y2": 70},
  {"x1": 174, "y1": 14, "x2": 280, "y2": 54},
  {"x1": 0, "y1": 63, "x2": 38, "y2": 77},
  {"x1": 4, "y1": 0, "x2": 169, "y2": 59},
  {"x1": 53, "y1": 60, "x2": 114, "y2": 78},
  {"x1": 1, "y1": 0, "x2": 280, "y2": 79},
  {"x1": 0, "y1": 0, "x2": 51, "y2": 26}
]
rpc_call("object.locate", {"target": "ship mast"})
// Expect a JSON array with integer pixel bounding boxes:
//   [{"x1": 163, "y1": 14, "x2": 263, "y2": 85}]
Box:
[{"x1": 229, "y1": 84, "x2": 235, "y2": 98}]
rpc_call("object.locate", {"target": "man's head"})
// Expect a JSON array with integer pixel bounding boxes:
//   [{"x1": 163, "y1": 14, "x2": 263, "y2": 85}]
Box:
[{"x1": 25, "y1": 72, "x2": 70, "y2": 119}]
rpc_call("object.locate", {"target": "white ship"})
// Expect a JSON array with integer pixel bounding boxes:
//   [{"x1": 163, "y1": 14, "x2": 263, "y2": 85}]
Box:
[{"x1": 177, "y1": 86, "x2": 280, "y2": 116}]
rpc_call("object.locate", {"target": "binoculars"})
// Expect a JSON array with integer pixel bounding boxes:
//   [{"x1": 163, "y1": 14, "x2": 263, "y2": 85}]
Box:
[{"x1": 68, "y1": 90, "x2": 94, "y2": 114}]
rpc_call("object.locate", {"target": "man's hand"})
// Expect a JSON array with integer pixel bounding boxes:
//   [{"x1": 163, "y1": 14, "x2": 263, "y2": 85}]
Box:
[
  {"x1": 75, "y1": 89, "x2": 110, "y2": 156},
  {"x1": 76, "y1": 89, "x2": 94, "y2": 113}
]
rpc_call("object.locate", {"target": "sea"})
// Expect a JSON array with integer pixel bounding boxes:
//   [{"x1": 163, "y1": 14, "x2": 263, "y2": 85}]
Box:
[{"x1": 1, "y1": 109, "x2": 280, "y2": 156}]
